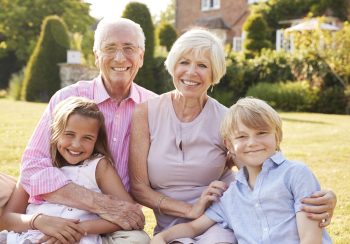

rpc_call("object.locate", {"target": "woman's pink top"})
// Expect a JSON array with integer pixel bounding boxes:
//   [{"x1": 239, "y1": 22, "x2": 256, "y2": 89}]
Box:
[{"x1": 147, "y1": 92, "x2": 234, "y2": 233}]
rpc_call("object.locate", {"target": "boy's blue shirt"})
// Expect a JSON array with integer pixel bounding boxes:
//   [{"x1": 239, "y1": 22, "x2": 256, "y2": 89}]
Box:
[{"x1": 205, "y1": 151, "x2": 332, "y2": 244}]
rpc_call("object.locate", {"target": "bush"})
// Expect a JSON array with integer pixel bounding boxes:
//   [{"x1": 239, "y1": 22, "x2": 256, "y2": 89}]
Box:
[
  {"x1": 152, "y1": 56, "x2": 172, "y2": 94},
  {"x1": 21, "y1": 16, "x2": 70, "y2": 102},
  {"x1": 123, "y1": 2, "x2": 156, "y2": 91},
  {"x1": 213, "y1": 58, "x2": 247, "y2": 106},
  {"x1": 8, "y1": 68, "x2": 25, "y2": 100},
  {"x1": 247, "y1": 81, "x2": 319, "y2": 112},
  {"x1": 243, "y1": 12, "x2": 272, "y2": 57},
  {"x1": 81, "y1": 29, "x2": 95, "y2": 66},
  {"x1": 158, "y1": 23, "x2": 177, "y2": 52},
  {"x1": 220, "y1": 50, "x2": 295, "y2": 105},
  {"x1": 314, "y1": 86, "x2": 348, "y2": 114}
]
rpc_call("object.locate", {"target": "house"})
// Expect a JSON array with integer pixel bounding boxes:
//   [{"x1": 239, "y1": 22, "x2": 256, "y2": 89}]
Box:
[
  {"x1": 276, "y1": 17, "x2": 343, "y2": 52},
  {"x1": 175, "y1": 0, "x2": 346, "y2": 52},
  {"x1": 175, "y1": 0, "x2": 263, "y2": 51}
]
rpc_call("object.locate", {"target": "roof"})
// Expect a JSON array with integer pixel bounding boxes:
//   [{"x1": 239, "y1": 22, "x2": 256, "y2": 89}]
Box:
[
  {"x1": 285, "y1": 19, "x2": 339, "y2": 32},
  {"x1": 195, "y1": 16, "x2": 231, "y2": 30}
]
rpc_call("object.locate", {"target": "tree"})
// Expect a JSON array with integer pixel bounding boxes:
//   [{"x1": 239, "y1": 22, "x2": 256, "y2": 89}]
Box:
[
  {"x1": 21, "y1": 16, "x2": 70, "y2": 102},
  {"x1": 158, "y1": 0, "x2": 176, "y2": 25},
  {"x1": 243, "y1": 12, "x2": 272, "y2": 57},
  {"x1": 253, "y1": 0, "x2": 349, "y2": 43},
  {"x1": 122, "y1": 2, "x2": 156, "y2": 91},
  {"x1": 158, "y1": 23, "x2": 177, "y2": 52},
  {"x1": 0, "y1": 0, "x2": 94, "y2": 87}
]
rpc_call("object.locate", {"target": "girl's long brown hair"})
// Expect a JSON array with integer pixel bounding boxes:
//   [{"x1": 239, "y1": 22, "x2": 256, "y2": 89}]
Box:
[{"x1": 50, "y1": 97, "x2": 113, "y2": 167}]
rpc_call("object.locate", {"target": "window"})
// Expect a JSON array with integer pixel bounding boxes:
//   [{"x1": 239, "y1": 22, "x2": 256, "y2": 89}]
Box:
[
  {"x1": 201, "y1": 0, "x2": 220, "y2": 11},
  {"x1": 248, "y1": 0, "x2": 267, "y2": 4}
]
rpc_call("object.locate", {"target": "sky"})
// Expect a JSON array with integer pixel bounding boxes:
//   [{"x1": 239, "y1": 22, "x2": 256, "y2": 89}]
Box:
[{"x1": 84, "y1": 0, "x2": 172, "y2": 20}]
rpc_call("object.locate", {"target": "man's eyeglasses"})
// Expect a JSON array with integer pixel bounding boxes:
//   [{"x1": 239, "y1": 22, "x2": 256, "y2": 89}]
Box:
[{"x1": 101, "y1": 45, "x2": 139, "y2": 57}]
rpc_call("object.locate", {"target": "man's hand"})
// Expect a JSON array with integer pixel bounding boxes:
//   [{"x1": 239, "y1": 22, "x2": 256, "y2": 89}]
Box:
[
  {"x1": 96, "y1": 195, "x2": 145, "y2": 230},
  {"x1": 301, "y1": 189, "x2": 337, "y2": 227}
]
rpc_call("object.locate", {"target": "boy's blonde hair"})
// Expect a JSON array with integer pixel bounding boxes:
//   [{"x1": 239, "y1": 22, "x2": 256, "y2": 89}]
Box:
[
  {"x1": 50, "y1": 97, "x2": 113, "y2": 168},
  {"x1": 220, "y1": 97, "x2": 283, "y2": 151},
  {"x1": 164, "y1": 28, "x2": 226, "y2": 85}
]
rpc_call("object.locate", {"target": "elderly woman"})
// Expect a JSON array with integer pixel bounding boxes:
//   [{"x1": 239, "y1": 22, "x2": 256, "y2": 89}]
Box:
[{"x1": 129, "y1": 28, "x2": 337, "y2": 243}]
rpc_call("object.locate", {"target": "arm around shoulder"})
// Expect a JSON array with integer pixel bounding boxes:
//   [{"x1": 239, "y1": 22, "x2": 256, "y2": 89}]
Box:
[{"x1": 129, "y1": 102, "x2": 154, "y2": 204}]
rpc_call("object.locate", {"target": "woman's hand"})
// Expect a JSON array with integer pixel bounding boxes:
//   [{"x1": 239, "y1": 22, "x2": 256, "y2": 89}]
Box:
[
  {"x1": 186, "y1": 181, "x2": 228, "y2": 219},
  {"x1": 34, "y1": 215, "x2": 86, "y2": 244},
  {"x1": 301, "y1": 189, "x2": 337, "y2": 227}
]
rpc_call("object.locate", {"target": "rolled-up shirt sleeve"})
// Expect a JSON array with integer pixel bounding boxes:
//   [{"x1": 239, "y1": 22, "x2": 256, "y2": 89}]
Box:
[{"x1": 20, "y1": 92, "x2": 71, "y2": 203}]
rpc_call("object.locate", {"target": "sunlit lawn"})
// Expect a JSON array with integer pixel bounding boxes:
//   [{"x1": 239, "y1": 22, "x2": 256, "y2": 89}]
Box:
[{"x1": 0, "y1": 98, "x2": 349, "y2": 243}]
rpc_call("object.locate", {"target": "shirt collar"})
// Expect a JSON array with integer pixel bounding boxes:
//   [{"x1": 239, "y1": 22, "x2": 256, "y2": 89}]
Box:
[
  {"x1": 95, "y1": 75, "x2": 140, "y2": 104},
  {"x1": 127, "y1": 82, "x2": 141, "y2": 104},
  {"x1": 235, "y1": 151, "x2": 286, "y2": 185},
  {"x1": 95, "y1": 75, "x2": 111, "y2": 104}
]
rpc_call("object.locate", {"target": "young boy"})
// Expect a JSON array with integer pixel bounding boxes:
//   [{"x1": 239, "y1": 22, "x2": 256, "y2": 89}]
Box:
[{"x1": 151, "y1": 97, "x2": 332, "y2": 244}]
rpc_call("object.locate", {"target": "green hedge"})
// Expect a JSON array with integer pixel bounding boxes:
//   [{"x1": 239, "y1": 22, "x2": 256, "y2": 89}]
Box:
[
  {"x1": 21, "y1": 16, "x2": 69, "y2": 102},
  {"x1": 247, "y1": 81, "x2": 319, "y2": 112},
  {"x1": 123, "y1": 2, "x2": 155, "y2": 91}
]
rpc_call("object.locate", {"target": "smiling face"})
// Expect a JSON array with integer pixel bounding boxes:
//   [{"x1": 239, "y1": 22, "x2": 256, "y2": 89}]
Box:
[
  {"x1": 173, "y1": 50, "x2": 213, "y2": 100},
  {"x1": 57, "y1": 114, "x2": 99, "y2": 165},
  {"x1": 94, "y1": 23, "x2": 144, "y2": 99},
  {"x1": 231, "y1": 119, "x2": 277, "y2": 171}
]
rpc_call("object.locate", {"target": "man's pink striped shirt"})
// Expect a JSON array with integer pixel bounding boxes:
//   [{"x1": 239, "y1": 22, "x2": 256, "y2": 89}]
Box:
[{"x1": 20, "y1": 76, "x2": 157, "y2": 203}]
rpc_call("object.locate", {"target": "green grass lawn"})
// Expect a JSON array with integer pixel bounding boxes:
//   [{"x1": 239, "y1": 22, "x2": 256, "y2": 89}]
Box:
[{"x1": 0, "y1": 98, "x2": 349, "y2": 242}]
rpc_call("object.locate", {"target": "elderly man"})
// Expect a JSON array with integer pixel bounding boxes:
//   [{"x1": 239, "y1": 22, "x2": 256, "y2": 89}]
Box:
[{"x1": 4, "y1": 17, "x2": 157, "y2": 243}]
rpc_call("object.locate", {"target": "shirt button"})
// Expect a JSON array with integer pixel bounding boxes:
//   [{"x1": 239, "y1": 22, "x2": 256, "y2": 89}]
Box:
[
  {"x1": 113, "y1": 137, "x2": 117, "y2": 142},
  {"x1": 255, "y1": 203, "x2": 259, "y2": 207},
  {"x1": 264, "y1": 228, "x2": 268, "y2": 232},
  {"x1": 68, "y1": 208, "x2": 73, "y2": 211}
]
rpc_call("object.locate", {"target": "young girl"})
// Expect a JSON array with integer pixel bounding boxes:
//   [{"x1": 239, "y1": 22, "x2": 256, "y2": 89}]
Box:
[
  {"x1": 7, "y1": 96, "x2": 135, "y2": 243},
  {"x1": 151, "y1": 97, "x2": 332, "y2": 244}
]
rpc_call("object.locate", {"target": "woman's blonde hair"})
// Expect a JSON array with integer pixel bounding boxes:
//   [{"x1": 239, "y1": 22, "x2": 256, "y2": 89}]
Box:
[
  {"x1": 220, "y1": 97, "x2": 283, "y2": 151},
  {"x1": 164, "y1": 28, "x2": 226, "y2": 85},
  {"x1": 50, "y1": 97, "x2": 113, "y2": 168}
]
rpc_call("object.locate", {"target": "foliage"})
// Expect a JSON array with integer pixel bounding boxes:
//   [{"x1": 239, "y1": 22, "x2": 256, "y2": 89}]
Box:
[
  {"x1": 0, "y1": 0, "x2": 93, "y2": 63},
  {"x1": 158, "y1": 23, "x2": 177, "y2": 52},
  {"x1": 289, "y1": 20, "x2": 350, "y2": 86},
  {"x1": 218, "y1": 50, "x2": 295, "y2": 105},
  {"x1": 152, "y1": 56, "x2": 172, "y2": 94},
  {"x1": 158, "y1": 0, "x2": 175, "y2": 25},
  {"x1": 247, "y1": 81, "x2": 319, "y2": 112},
  {"x1": 80, "y1": 29, "x2": 95, "y2": 66},
  {"x1": 8, "y1": 67, "x2": 25, "y2": 100},
  {"x1": 21, "y1": 16, "x2": 70, "y2": 102},
  {"x1": 0, "y1": 52, "x2": 20, "y2": 89},
  {"x1": 243, "y1": 12, "x2": 272, "y2": 57},
  {"x1": 212, "y1": 58, "x2": 247, "y2": 107},
  {"x1": 285, "y1": 19, "x2": 350, "y2": 114},
  {"x1": 122, "y1": 2, "x2": 156, "y2": 91},
  {"x1": 0, "y1": 0, "x2": 94, "y2": 87},
  {"x1": 224, "y1": 45, "x2": 349, "y2": 114},
  {"x1": 253, "y1": 0, "x2": 350, "y2": 43},
  {"x1": 314, "y1": 86, "x2": 348, "y2": 114}
]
